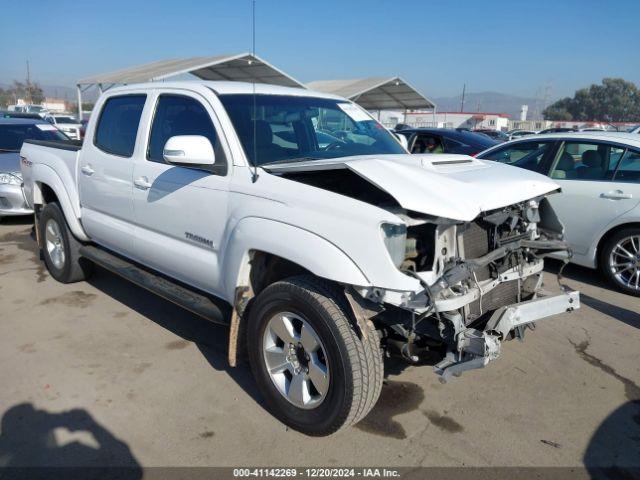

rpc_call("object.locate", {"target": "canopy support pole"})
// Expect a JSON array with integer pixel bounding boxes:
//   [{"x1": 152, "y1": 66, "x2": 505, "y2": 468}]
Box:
[{"x1": 76, "y1": 85, "x2": 82, "y2": 121}]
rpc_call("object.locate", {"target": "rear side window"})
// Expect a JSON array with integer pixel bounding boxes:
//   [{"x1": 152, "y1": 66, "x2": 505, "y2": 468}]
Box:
[
  {"x1": 614, "y1": 149, "x2": 640, "y2": 182},
  {"x1": 147, "y1": 94, "x2": 221, "y2": 164},
  {"x1": 94, "y1": 95, "x2": 146, "y2": 157}
]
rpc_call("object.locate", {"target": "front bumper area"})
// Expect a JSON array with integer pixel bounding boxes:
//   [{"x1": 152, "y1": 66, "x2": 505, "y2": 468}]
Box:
[
  {"x1": 434, "y1": 289, "x2": 580, "y2": 381},
  {"x1": 0, "y1": 183, "x2": 33, "y2": 216}
]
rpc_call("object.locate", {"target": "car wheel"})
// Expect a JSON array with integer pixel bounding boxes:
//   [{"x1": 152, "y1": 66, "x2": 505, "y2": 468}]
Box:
[
  {"x1": 39, "y1": 202, "x2": 93, "y2": 283},
  {"x1": 600, "y1": 227, "x2": 640, "y2": 296},
  {"x1": 247, "y1": 275, "x2": 383, "y2": 436}
]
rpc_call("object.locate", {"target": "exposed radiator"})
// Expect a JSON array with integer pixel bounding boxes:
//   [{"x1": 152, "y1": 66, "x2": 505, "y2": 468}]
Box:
[{"x1": 467, "y1": 280, "x2": 519, "y2": 323}]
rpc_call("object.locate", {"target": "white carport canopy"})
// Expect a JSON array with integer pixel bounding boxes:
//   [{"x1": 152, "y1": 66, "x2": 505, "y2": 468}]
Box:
[
  {"x1": 75, "y1": 53, "x2": 304, "y2": 119},
  {"x1": 306, "y1": 76, "x2": 435, "y2": 111}
]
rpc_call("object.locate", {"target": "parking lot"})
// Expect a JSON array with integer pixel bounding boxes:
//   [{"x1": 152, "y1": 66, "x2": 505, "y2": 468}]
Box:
[{"x1": 0, "y1": 215, "x2": 639, "y2": 470}]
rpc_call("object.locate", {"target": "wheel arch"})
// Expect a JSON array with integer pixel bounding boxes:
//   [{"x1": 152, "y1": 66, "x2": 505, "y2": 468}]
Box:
[
  {"x1": 596, "y1": 222, "x2": 640, "y2": 266},
  {"x1": 222, "y1": 217, "x2": 372, "y2": 366},
  {"x1": 31, "y1": 164, "x2": 89, "y2": 242}
]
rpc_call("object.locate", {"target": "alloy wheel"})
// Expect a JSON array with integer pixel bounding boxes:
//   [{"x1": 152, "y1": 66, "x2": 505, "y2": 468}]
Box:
[
  {"x1": 262, "y1": 311, "x2": 330, "y2": 409},
  {"x1": 45, "y1": 218, "x2": 66, "y2": 270},
  {"x1": 609, "y1": 234, "x2": 640, "y2": 292}
]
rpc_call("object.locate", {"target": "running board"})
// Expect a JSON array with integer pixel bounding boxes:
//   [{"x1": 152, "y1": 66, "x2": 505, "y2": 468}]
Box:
[{"x1": 79, "y1": 245, "x2": 231, "y2": 326}]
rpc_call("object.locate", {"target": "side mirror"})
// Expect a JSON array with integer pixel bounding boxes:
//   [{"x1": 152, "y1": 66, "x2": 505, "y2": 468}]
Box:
[
  {"x1": 394, "y1": 133, "x2": 409, "y2": 151},
  {"x1": 163, "y1": 135, "x2": 215, "y2": 166}
]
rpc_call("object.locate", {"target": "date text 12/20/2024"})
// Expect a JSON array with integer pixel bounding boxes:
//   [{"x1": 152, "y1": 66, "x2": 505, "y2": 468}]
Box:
[{"x1": 233, "y1": 468, "x2": 401, "y2": 478}]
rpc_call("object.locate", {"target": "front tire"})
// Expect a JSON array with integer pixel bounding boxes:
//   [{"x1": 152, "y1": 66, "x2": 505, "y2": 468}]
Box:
[
  {"x1": 247, "y1": 275, "x2": 383, "y2": 436},
  {"x1": 600, "y1": 227, "x2": 640, "y2": 296},
  {"x1": 39, "y1": 202, "x2": 93, "y2": 283}
]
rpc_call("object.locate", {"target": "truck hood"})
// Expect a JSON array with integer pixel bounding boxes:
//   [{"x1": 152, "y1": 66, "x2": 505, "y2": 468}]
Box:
[{"x1": 265, "y1": 154, "x2": 560, "y2": 221}]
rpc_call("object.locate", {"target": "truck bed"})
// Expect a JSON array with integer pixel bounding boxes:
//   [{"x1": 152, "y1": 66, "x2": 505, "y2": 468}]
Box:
[{"x1": 20, "y1": 139, "x2": 84, "y2": 218}]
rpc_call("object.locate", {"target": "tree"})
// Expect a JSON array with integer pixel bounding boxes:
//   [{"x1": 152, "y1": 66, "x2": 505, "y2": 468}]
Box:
[
  {"x1": 0, "y1": 88, "x2": 11, "y2": 108},
  {"x1": 542, "y1": 97, "x2": 573, "y2": 121},
  {"x1": 543, "y1": 78, "x2": 640, "y2": 122},
  {"x1": 0, "y1": 80, "x2": 45, "y2": 106}
]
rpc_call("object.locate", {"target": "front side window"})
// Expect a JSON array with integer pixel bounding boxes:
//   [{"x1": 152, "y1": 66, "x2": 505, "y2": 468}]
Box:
[
  {"x1": 94, "y1": 95, "x2": 146, "y2": 157},
  {"x1": 479, "y1": 141, "x2": 552, "y2": 172},
  {"x1": 550, "y1": 141, "x2": 625, "y2": 181},
  {"x1": 147, "y1": 94, "x2": 223, "y2": 165},
  {"x1": 218, "y1": 94, "x2": 405, "y2": 166},
  {"x1": 412, "y1": 134, "x2": 444, "y2": 154}
]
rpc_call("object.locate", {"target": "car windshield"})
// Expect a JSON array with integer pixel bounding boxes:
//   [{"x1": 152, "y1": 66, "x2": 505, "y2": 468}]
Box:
[
  {"x1": 218, "y1": 94, "x2": 405, "y2": 166},
  {"x1": 55, "y1": 117, "x2": 77, "y2": 124},
  {"x1": 0, "y1": 123, "x2": 69, "y2": 151}
]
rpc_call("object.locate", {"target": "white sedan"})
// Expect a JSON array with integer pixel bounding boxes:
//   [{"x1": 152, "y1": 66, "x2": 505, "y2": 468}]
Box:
[
  {"x1": 477, "y1": 132, "x2": 640, "y2": 296},
  {"x1": 50, "y1": 115, "x2": 82, "y2": 140}
]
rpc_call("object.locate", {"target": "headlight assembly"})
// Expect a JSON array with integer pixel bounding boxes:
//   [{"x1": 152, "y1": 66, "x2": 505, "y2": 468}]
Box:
[
  {"x1": 381, "y1": 222, "x2": 407, "y2": 268},
  {"x1": 0, "y1": 172, "x2": 22, "y2": 186}
]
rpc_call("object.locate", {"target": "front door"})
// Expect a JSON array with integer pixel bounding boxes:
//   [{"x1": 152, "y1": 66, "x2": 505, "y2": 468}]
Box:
[
  {"x1": 131, "y1": 91, "x2": 230, "y2": 296},
  {"x1": 547, "y1": 140, "x2": 640, "y2": 256},
  {"x1": 78, "y1": 93, "x2": 147, "y2": 255}
]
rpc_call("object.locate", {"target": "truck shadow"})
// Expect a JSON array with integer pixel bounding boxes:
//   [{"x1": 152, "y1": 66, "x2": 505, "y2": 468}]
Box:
[
  {"x1": 545, "y1": 259, "x2": 640, "y2": 330},
  {"x1": 0, "y1": 216, "x2": 33, "y2": 227},
  {"x1": 86, "y1": 267, "x2": 265, "y2": 409},
  {"x1": 545, "y1": 258, "x2": 609, "y2": 291},
  {"x1": 584, "y1": 401, "x2": 640, "y2": 478},
  {"x1": 0, "y1": 402, "x2": 142, "y2": 478}
]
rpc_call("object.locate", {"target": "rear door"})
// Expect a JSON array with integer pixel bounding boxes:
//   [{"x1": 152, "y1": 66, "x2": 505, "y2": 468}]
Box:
[
  {"x1": 79, "y1": 93, "x2": 147, "y2": 254},
  {"x1": 131, "y1": 89, "x2": 231, "y2": 296},
  {"x1": 546, "y1": 140, "x2": 640, "y2": 255}
]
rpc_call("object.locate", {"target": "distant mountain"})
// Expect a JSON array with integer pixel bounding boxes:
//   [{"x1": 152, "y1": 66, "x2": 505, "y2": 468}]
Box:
[{"x1": 431, "y1": 91, "x2": 548, "y2": 120}]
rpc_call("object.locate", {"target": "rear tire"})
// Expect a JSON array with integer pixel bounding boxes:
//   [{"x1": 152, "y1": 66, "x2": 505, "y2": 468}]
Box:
[
  {"x1": 599, "y1": 227, "x2": 640, "y2": 297},
  {"x1": 247, "y1": 275, "x2": 383, "y2": 436},
  {"x1": 39, "y1": 202, "x2": 93, "y2": 283}
]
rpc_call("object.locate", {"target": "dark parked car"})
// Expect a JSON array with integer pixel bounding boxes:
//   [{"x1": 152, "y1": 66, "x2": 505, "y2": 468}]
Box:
[
  {"x1": 396, "y1": 128, "x2": 499, "y2": 156},
  {"x1": 537, "y1": 127, "x2": 576, "y2": 134},
  {"x1": 0, "y1": 118, "x2": 71, "y2": 219},
  {"x1": 474, "y1": 129, "x2": 509, "y2": 142},
  {"x1": 0, "y1": 111, "x2": 44, "y2": 120}
]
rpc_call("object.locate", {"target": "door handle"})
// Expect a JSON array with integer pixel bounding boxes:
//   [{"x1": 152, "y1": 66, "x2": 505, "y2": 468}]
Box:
[
  {"x1": 134, "y1": 176, "x2": 152, "y2": 190},
  {"x1": 80, "y1": 165, "x2": 94, "y2": 176},
  {"x1": 601, "y1": 190, "x2": 633, "y2": 200}
]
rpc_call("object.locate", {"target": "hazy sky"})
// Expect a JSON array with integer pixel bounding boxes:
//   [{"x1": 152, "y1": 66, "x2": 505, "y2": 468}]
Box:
[{"x1": 1, "y1": 0, "x2": 639, "y2": 99}]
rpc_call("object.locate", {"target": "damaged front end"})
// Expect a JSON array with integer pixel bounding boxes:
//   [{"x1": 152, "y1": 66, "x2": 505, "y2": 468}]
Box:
[{"x1": 358, "y1": 196, "x2": 580, "y2": 381}]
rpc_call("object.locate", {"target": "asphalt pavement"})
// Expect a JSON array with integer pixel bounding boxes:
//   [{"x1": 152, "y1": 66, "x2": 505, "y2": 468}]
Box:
[{"x1": 1, "y1": 216, "x2": 639, "y2": 471}]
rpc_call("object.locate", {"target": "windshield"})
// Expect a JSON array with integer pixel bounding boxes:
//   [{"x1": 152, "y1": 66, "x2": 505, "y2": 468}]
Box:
[
  {"x1": 218, "y1": 94, "x2": 405, "y2": 166},
  {"x1": 55, "y1": 117, "x2": 77, "y2": 124},
  {"x1": 0, "y1": 123, "x2": 69, "y2": 151}
]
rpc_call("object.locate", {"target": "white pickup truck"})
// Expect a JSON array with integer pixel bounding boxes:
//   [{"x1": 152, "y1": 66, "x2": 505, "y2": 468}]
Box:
[{"x1": 20, "y1": 81, "x2": 579, "y2": 436}]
